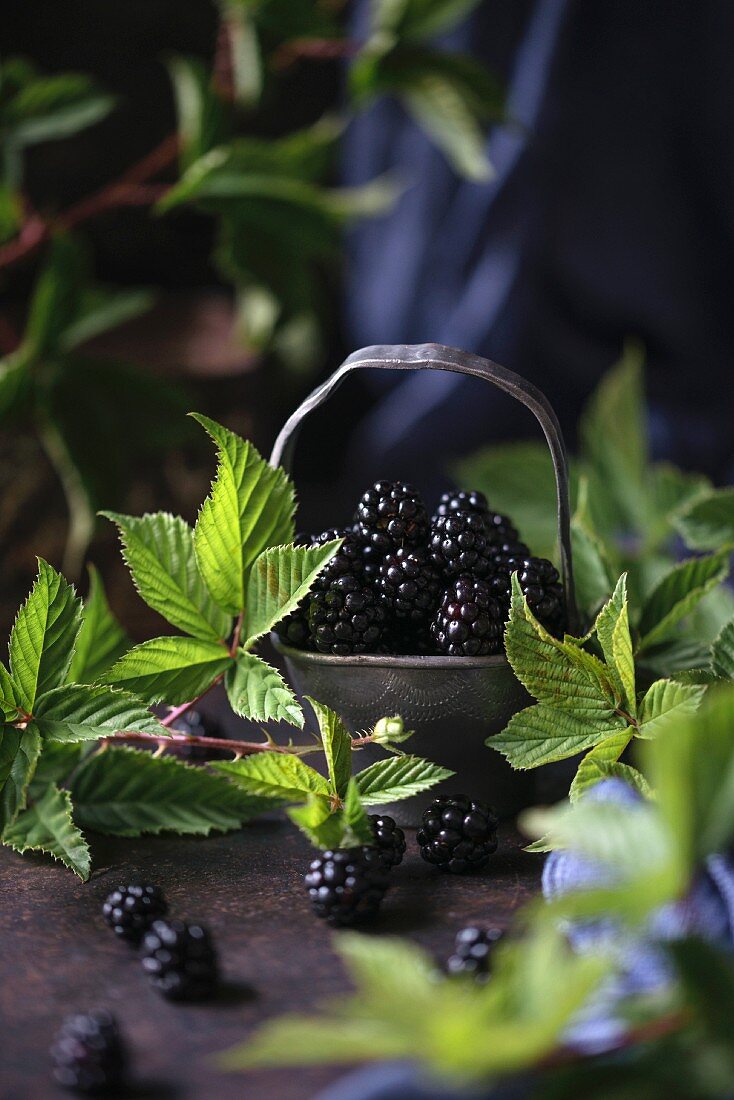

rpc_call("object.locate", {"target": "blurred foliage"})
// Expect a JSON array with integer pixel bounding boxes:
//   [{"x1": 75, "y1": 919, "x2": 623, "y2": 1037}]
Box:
[
  {"x1": 454, "y1": 345, "x2": 734, "y2": 677},
  {"x1": 0, "y1": 0, "x2": 502, "y2": 575}
]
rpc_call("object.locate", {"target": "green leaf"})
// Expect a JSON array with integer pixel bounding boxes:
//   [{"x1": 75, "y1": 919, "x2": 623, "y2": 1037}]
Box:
[
  {"x1": 67, "y1": 566, "x2": 129, "y2": 684},
  {"x1": 243, "y1": 541, "x2": 341, "y2": 646},
  {"x1": 637, "y1": 550, "x2": 731, "y2": 653},
  {"x1": 594, "y1": 574, "x2": 627, "y2": 668},
  {"x1": 12, "y1": 87, "x2": 114, "y2": 146},
  {"x1": 505, "y1": 575, "x2": 619, "y2": 718},
  {"x1": 167, "y1": 56, "x2": 228, "y2": 169},
  {"x1": 342, "y1": 778, "x2": 373, "y2": 845},
  {"x1": 213, "y1": 751, "x2": 329, "y2": 801},
  {"x1": 29, "y1": 741, "x2": 81, "y2": 797},
  {"x1": 355, "y1": 755, "x2": 453, "y2": 805},
  {"x1": 0, "y1": 663, "x2": 21, "y2": 720},
  {"x1": 0, "y1": 725, "x2": 41, "y2": 830},
  {"x1": 287, "y1": 794, "x2": 346, "y2": 850},
  {"x1": 570, "y1": 515, "x2": 615, "y2": 621},
  {"x1": 402, "y1": 73, "x2": 492, "y2": 182},
  {"x1": 490, "y1": 703, "x2": 627, "y2": 770},
  {"x1": 9, "y1": 559, "x2": 83, "y2": 710},
  {"x1": 569, "y1": 729, "x2": 632, "y2": 802},
  {"x1": 71, "y1": 746, "x2": 268, "y2": 836},
  {"x1": 589, "y1": 572, "x2": 634, "y2": 712},
  {"x1": 192, "y1": 415, "x2": 295, "y2": 614},
  {"x1": 307, "y1": 696, "x2": 352, "y2": 799},
  {"x1": 712, "y1": 620, "x2": 734, "y2": 681},
  {"x1": 22, "y1": 234, "x2": 86, "y2": 359},
  {"x1": 2, "y1": 784, "x2": 90, "y2": 880},
  {"x1": 675, "y1": 488, "x2": 734, "y2": 551},
  {"x1": 637, "y1": 679, "x2": 706, "y2": 740},
  {"x1": 102, "y1": 636, "x2": 232, "y2": 705},
  {"x1": 101, "y1": 511, "x2": 232, "y2": 641},
  {"x1": 34, "y1": 683, "x2": 163, "y2": 744},
  {"x1": 59, "y1": 286, "x2": 154, "y2": 352},
  {"x1": 395, "y1": 0, "x2": 484, "y2": 41},
  {"x1": 225, "y1": 651, "x2": 303, "y2": 726}
]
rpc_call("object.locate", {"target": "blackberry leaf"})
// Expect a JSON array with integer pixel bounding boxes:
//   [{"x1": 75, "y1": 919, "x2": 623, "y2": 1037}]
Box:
[
  {"x1": 288, "y1": 794, "x2": 345, "y2": 850},
  {"x1": 67, "y1": 565, "x2": 129, "y2": 684},
  {"x1": 343, "y1": 779, "x2": 373, "y2": 845},
  {"x1": 568, "y1": 730, "x2": 632, "y2": 803},
  {"x1": 102, "y1": 636, "x2": 232, "y2": 705},
  {"x1": 3, "y1": 783, "x2": 90, "y2": 880},
  {"x1": 101, "y1": 511, "x2": 232, "y2": 642},
  {"x1": 225, "y1": 651, "x2": 302, "y2": 726},
  {"x1": 307, "y1": 696, "x2": 352, "y2": 799},
  {"x1": 491, "y1": 704, "x2": 626, "y2": 770},
  {"x1": 191, "y1": 415, "x2": 295, "y2": 615},
  {"x1": 637, "y1": 550, "x2": 731, "y2": 653},
  {"x1": 9, "y1": 559, "x2": 83, "y2": 710},
  {"x1": 674, "y1": 487, "x2": 734, "y2": 551},
  {"x1": 71, "y1": 746, "x2": 269, "y2": 836},
  {"x1": 637, "y1": 680, "x2": 706, "y2": 741},
  {"x1": 355, "y1": 755, "x2": 453, "y2": 805},
  {"x1": 33, "y1": 683, "x2": 164, "y2": 744},
  {"x1": 0, "y1": 725, "x2": 41, "y2": 831},
  {"x1": 213, "y1": 751, "x2": 329, "y2": 802},
  {"x1": 711, "y1": 620, "x2": 734, "y2": 681},
  {"x1": 243, "y1": 540, "x2": 342, "y2": 646}
]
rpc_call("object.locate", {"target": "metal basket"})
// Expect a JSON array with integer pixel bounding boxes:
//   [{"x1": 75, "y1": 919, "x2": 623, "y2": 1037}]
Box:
[{"x1": 270, "y1": 343, "x2": 577, "y2": 819}]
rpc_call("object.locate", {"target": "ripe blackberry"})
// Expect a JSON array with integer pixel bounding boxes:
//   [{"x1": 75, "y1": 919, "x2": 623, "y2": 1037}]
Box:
[
  {"x1": 484, "y1": 511, "x2": 520, "y2": 548},
  {"x1": 50, "y1": 1011, "x2": 126, "y2": 1094},
  {"x1": 431, "y1": 576, "x2": 504, "y2": 657},
  {"x1": 429, "y1": 510, "x2": 492, "y2": 578},
  {"x1": 434, "y1": 489, "x2": 489, "y2": 520},
  {"x1": 305, "y1": 846, "x2": 391, "y2": 925},
  {"x1": 307, "y1": 529, "x2": 385, "y2": 656},
  {"x1": 167, "y1": 708, "x2": 231, "y2": 762},
  {"x1": 356, "y1": 480, "x2": 429, "y2": 553},
  {"x1": 141, "y1": 919, "x2": 218, "y2": 1001},
  {"x1": 378, "y1": 547, "x2": 442, "y2": 627},
  {"x1": 369, "y1": 814, "x2": 406, "y2": 868},
  {"x1": 447, "y1": 926, "x2": 503, "y2": 980},
  {"x1": 102, "y1": 883, "x2": 168, "y2": 943},
  {"x1": 487, "y1": 554, "x2": 566, "y2": 635},
  {"x1": 417, "y1": 795, "x2": 499, "y2": 874}
]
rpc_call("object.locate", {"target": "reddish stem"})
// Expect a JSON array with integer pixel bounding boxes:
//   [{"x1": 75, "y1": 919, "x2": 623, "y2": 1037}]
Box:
[
  {"x1": 105, "y1": 728, "x2": 374, "y2": 757},
  {"x1": 160, "y1": 671, "x2": 226, "y2": 729}
]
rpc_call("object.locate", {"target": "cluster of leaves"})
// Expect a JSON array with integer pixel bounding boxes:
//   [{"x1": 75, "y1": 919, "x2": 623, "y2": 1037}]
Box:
[
  {"x1": 220, "y1": 686, "x2": 734, "y2": 1097},
  {"x1": 489, "y1": 568, "x2": 733, "y2": 804},
  {"x1": 0, "y1": 416, "x2": 448, "y2": 879},
  {"x1": 454, "y1": 346, "x2": 734, "y2": 677}
]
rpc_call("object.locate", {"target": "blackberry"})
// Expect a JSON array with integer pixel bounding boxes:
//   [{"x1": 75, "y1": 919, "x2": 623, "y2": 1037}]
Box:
[
  {"x1": 141, "y1": 919, "x2": 218, "y2": 1001},
  {"x1": 447, "y1": 926, "x2": 503, "y2": 980},
  {"x1": 167, "y1": 708, "x2": 231, "y2": 762},
  {"x1": 434, "y1": 489, "x2": 489, "y2": 520},
  {"x1": 356, "y1": 480, "x2": 429, "y2": 553},
  {"x1": 417, "y1": 795, "x2": 499, "y2": 874},
  {"x1": 102, "y1": 883, "x2": 168, "y2": 943},
  {"x1": 369, "y1": 814, "x2": 406, "y2": 868},
  {"x1": 487, "y1": 554, "x2": 566, "y2": 635},
  {"x1": 378, "y1": 547, "x2": 442, "y2": 629},
  {"x1": 307, "y1": 529, "x2": 385, "y2": 656},
  {"x1": 484, "y1": 511, "x2": 520, "y2": 548},
  {"x1": 50, "y1": 1011, "x2": 126, "y2": 1094},
  {"x1": 431, "y1": 576, "x2": 505, "y2": 657},
  {"x1": 429, "y1": 510, "x2": 492, "y2": 579},
  {"x1": 305, "y1": 846, "x2": 391, "y2": 925}
]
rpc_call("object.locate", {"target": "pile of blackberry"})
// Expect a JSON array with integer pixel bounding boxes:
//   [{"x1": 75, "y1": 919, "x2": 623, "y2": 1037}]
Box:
[{"x1": 276, "y1": 482, "x2": 566, "y2": 656}]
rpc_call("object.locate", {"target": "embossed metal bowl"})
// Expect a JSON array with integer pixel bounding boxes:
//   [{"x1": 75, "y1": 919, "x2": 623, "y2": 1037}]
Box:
[{"x1": 270, "y1": 343, "x2": 578, "y2": 819}]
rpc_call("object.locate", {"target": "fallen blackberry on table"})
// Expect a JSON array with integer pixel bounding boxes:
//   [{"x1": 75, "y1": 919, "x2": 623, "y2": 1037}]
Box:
[
  {"x1": 356, "y1": 480, "x2": 429, "y2": 552},
  {"x1": 429, "y1": 510, "x2": 492, "y2": 578},
  {"x1": 50, "y1": 1011, "x2": 126, "y2": 1094},
  {"x1": 487, "y1": 553, "x2": 566, "y2": 635},
  {"x1": 434, "y1": 489, "x2": 489, "y2": 520},
  {"x1": 431, "y1": 575, "x2": 504, "y2": 656},
  {"x1": 447, "y1": 926, "x2": 503, "y2": 979},
  {"x1": 305, "y1": 846, "x2": 391, "y2": 925},
  {"x1": 141, "y1": 919, "x2": 218, "y2": 1001},
  {"x1": 417, "y1": 795, "x2": 499, "y2": 874},
  {"x1": 102, "y1": 883, "x2": 168, "y2": 943},
  {"x1": 167, "y1": 708, "x2": 231, "y2": 762},
  {"x1": 369, "y1": 814, "x2": 407, "y2": 868}
]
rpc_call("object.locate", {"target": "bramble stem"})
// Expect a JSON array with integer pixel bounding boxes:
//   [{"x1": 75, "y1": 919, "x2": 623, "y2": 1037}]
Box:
[
  {"x1": 104, "y1": 728, "x2": 375, "y2": 759},
  {"x1": 160, "y1": 671, "x2": 226, "y2": 728}
]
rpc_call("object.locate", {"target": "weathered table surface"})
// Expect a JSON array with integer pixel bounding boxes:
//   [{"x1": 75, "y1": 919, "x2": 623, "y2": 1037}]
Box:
[{"x1": 1, "y1": 819, "x2": 541, "y2": 1100}]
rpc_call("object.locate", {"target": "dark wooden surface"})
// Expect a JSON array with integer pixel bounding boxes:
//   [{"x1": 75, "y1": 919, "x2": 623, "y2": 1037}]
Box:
[{"x1": 0, "y1": 819, "x2": 541, "y2": 1100}]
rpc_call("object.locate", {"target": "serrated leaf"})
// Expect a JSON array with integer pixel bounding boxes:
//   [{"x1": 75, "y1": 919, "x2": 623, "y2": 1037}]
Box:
[
  {"x1": 67, "y1": 566, "x2": 129, "y2": 684},
  {"x1": 288, "y1": 794, "x2": 345, "y2": 850},
  {"x1": 490, "y1": 703, "x2": 627, "y2": 770},
  {"x1": 225, "y1": 651, "x2": 303, "y2": 726},
  {"x1": 570, "y1": 515, "x2": 615, "y2": 621},
  {"x1": 594, "y1": 574, "x2": 627, "y2": 665},
  {"x1": 637, "y1": 679, "x2": 706, "y2": 740},
  {"x1": 342, "y1": 778, "x2": 373, "y2": 845},
  {"x1": 0, "y1": 662, "x2": 21, "y2": 720},
  {"x1": 711, "y1": 620, "x2": 734, "y2": 681},
  {"x1": 569, "y1": 729, "x2": 632, "y2": 802},
  {"x1": 675, "y1": 488, "x2": 734, "y2": 551},
  {"x1": 637, "y1": 550, "x2": 731, "y2": 653},
  {"x1": 101, "y1": 511, "x2": 232, "y2": 641},
  {"x1": 243, "y1": 541, "x2": 341, "y2": 646},
  {"x1": 355, "y1": 755, "x2": 452, "y2": 805},
  {"x1": 192, "y1": 415, "x2": 295, "y2": 614},
  {"x1": 307, "y1": 696, "x2": 352, "y2": 799},
  {"x1": 71, "y1": 746, "x2": 269, "y2": 836},
  {"x1": 34, "y1": 683, "x2": 163, "y2": 744},
  {"x1": 102, "y1": 636, "x2": 232, "y2": 705},
  {"x1": 29, "y1": 741, "x2": 81, "y2": 797},
  {"x1": 0, "y1": 725, "x2": 41, "y2": 830},
  {"x1": 505, "y1": 575, "x2": 619, "y2": 718},
  {"x1": 611, "y1": 598, "x2": 635, "y2": 715},
  {"x1": 9, "y1": 560, "x2": 83, "y2": 710},
  {"x1": 3, "y1": 784, "x2": 90, "y2": 880},
  {"x1": 213, "y1": 751, "x2": 329, "y2": 801}
]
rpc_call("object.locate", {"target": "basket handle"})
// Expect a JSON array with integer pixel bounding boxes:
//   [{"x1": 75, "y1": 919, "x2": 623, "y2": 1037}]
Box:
[{"x1": 270, "y1": 342, "x2": 578, "y2": 628}]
